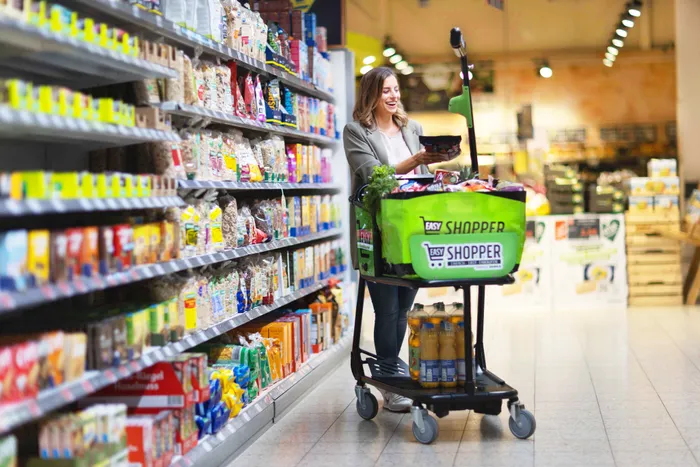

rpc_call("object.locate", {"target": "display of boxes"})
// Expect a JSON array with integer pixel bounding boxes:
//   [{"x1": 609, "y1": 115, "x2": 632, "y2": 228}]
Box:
[
  {"x1": 628, "y1": 176, "x2": 680, "y2": 196},
  {"x1": 647, "y1": 158, "x2": 678, "y2": 178}
]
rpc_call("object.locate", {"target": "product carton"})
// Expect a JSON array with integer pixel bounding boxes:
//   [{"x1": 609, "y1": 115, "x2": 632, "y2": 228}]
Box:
[
  {"x1": 654, "y1": 195, "x2": 680, "y2": 213},
  {"x1": 277, "y1": 315, "x2": 301, "y2": 372},
  {"x1": 628, "y1": 196, "x2": 654, "y2": 213},
  {"x1": 647, "y1": 158, "x2": 677, "y2": 177}
]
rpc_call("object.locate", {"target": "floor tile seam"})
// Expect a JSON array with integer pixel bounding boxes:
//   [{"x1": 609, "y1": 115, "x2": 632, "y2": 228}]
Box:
[
  {"x1": 573, "y1": 325, "x2": 620, "y2": 467},
  {"x1": 649, "y1": 314, "x2": 700, "y2": 376},
  {"x1": 624, "y1": 337, "x2": 700, "y2": 466},
  {"x1": 293, "y1": 399, "x2": 355, "y2": 466}
]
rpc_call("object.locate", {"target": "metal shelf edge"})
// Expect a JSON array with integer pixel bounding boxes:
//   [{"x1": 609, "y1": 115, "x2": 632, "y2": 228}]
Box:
[
  {"x1": 0, "y1": 196, "x2": 183, "y2": 217},
  {"x1": 158, "y1": 102, "x2": 338, "y2": 146},
  {"x1": 0, "y1": 229, "x2": 342, "y2": 313}
]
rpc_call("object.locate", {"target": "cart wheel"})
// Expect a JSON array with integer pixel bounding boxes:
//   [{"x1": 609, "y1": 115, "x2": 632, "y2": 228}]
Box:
[
  {"x1": 509, "y1": 409, "x2": 536, "y2": 439},
  {"x1": 412, "y1": 413, "x2": 439, "y2": 444},
  {"x1": 356, "y1": 392, "x2": 378, "y2": 420}
]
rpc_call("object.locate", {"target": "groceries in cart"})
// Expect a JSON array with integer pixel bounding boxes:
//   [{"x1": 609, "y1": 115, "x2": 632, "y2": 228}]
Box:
[
  {"x1": 408, "y1": 302, "x2": 471, "y2": 387},
  {"x1": 393, "y1": 169, "x2": 525, "y2": 194}
]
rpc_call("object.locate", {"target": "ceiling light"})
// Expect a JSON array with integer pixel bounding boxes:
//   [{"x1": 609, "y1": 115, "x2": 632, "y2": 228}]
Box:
[
  {"x1": 616, "y1": 27, "x2": 628, "y2": 38},
  {"x1": 389, "y1": 54, "x2": 403, "y2": 64},
  {"x1": 363, "y1": 56, "x2": 376, "y2": 65},
  {"x1": 459, "y1": 71, "x2": 473, "y2": 80},
  {"x1": 612, "y1": 38, "x2": 624, "y2": 47},
  {"x1": 622, "y1": 13, "x2": 635, "y2": 28},
  {"x1": 605, "y1": 52, "x2": 617, "y2": 61},
  {"x1": 382, "y1": 47, "x2": 396, "y2": 57},
  {"x1": 628, "y1": 0, "x2": 642, "y2": 17},
  {"x1": 607, "y1": 46, "x2": 619, "y2": 55},
  {"x1": 537, "y1": 60, "x2": 553, "y2": 78},
  {"x1": 401, "y1": 66, "x2": 414, "y2": 75},
  {"x1": 360, "y1": 65, "x2": 373, "y2": 75},
  {"x1": 395, "y1": 61, "x2": 408, "y2": 70},
  {"x1": 603, "y1": 58, "x2": 614, "y2": 67}
]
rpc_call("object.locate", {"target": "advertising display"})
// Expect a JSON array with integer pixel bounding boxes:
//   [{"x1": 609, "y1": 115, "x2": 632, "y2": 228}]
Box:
[{"x1": 549, "y1": 213, "x2": 627, "y2": 310}]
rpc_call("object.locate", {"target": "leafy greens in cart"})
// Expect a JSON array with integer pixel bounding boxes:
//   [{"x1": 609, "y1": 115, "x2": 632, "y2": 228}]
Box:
[{"x1": 363, "y1": 165, "x2": 399, "y2": 213}]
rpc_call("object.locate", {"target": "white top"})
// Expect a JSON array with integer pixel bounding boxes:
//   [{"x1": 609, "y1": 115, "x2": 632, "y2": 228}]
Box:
[{"x1": 379, "y1": 130, "x2": 413, "y2": 167}]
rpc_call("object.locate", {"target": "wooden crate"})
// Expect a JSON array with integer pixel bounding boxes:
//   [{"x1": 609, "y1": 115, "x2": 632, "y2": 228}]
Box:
[{"x1": 629, "y1": 295, "x2": 684, "y2": 307}]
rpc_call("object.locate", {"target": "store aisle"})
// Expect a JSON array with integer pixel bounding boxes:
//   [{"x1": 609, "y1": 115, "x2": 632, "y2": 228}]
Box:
[{"x1": 232, "y1": 288, "x2": 700, "y2": 467}]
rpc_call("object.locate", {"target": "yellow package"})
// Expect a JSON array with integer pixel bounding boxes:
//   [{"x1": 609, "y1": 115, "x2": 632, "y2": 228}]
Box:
[
  {"x1": 301, "y1": 196, "x2": 310, "y2": 230},
  {"x1": 78, "y1": 172, "x2": 95, "y2": 198},
  {"x1": 51, "y1": 172, "x2": 80, "y2": 199},
  {"x1": 136, "y1": 175, "x2": 151, "y2": 198},
  {"x1": 22, "y1": 171, "x2": 51, "y2": 199},
  {"x1": 74, "y1": 16, "x2": 96, "y2": 43},
  {"x1": 48, "y1": 4, "x2": 73, "y2": 35},
  {"x1": 132, "y1": 225, "x2": 148, "y2": 265},
  {"x1": 0, "y1": 79, "x2": 33, "y2": 111},
  {"x1": 98, "y1": 98, "x2": 121, "y2": 125},
  {"x1": 28, "y1": 229, "x2": 50, "y2": 286},
  {"x1": 121, "y1": 102, "x2": 135, "y2": 127},
  {"x1": 149, "y1": 223, "x2": 160, "y2": 264}
]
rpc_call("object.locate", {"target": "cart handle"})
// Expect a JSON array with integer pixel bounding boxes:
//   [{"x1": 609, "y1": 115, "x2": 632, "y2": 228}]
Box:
[{"x1": 448, "y1": 27, "x2": 479, "y2": 174}]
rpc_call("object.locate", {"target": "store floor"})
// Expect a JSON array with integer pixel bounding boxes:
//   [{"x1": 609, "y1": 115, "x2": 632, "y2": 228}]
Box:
[{"x1": 232, "y1": 288, "x2": 700, "y2": 467}]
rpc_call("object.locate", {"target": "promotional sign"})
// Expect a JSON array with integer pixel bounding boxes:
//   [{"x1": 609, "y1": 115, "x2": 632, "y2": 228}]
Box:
[
  {"x1": 549, "y1": 213, "x2": 627, "y2": 310},
  {"x1": 486, "y1": 217, "x2": 553, "y2": 312}
]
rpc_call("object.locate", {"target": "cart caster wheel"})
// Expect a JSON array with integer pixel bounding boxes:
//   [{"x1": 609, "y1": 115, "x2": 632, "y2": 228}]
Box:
[
  {"x1": 356, "y1": 392, "x2": 378, "y2": 420},
  {"x1": 509, "y1": 409, "x2": 536, "y2": 439},
  {"x1": 412, "y1": 413, "x2": 439, "y2": 444}
]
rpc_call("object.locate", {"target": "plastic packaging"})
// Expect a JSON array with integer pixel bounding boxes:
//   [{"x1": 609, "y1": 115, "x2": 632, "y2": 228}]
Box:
[
  {"x1": 419, "y1": 322, "x2": 439, "y2": 388},
  {"x1": 407, "y1": 303, "x2": 424, "y2": 381}
]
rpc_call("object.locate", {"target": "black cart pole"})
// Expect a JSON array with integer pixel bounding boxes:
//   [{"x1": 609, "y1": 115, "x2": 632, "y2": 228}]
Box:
[
  {"x1": 450, "y1": 27, "x2": 479, "y2": 174},
  {"x1": 463, "y1": 286, "x2": 474, "y2": 394}
]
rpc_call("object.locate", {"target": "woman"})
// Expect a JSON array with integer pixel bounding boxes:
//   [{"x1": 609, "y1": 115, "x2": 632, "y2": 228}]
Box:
[{"x1": 344, "y1": 67, "x2": 445, "y2": 412}]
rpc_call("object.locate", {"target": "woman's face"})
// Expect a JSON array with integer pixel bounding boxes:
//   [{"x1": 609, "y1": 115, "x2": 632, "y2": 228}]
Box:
[{"x1": 376, "y1": 75, "x2": 400, "y2": 116}]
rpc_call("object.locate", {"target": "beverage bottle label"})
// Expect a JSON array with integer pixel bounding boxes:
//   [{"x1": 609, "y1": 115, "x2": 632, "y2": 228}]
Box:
[
  {"x1": 420, "y1": 359, "x2": 440, "y2": 383},
  {"x1": 441, "y1": 359, "x2": 457, "y2": 383},
  {"x1": 409, "y1": 346, "x2": 420, "y2": 375},
  {"x1": 456, "y1": 358, "x2": 466, "y2": 381}
]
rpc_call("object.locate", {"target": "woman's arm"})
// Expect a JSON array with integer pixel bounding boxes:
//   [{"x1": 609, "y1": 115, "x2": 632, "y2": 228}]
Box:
[{"x1": 343, "y1": 124, "x2": 382, "y2": 183}]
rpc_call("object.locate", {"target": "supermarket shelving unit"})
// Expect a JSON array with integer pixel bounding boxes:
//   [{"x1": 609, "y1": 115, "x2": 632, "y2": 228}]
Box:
[{"x1": 0, "y1": 1, "x2": 350, "y2": 463}]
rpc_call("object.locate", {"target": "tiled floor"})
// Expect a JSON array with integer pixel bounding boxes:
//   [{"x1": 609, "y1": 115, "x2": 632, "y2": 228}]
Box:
[{"x1": 233, "y1": 287, "x2": 700, "y2": 467}]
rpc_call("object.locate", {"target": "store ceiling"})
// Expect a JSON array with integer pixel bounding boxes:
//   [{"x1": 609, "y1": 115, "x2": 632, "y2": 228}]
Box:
[{"x1": 347, "y1": 0, "x2": 675, "y2": 60}]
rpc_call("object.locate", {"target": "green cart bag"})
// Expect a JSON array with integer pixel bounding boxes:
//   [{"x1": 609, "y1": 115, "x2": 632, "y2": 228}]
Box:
[{"x1": 379, "y1": 190, "x2": 527, "y2": 280}]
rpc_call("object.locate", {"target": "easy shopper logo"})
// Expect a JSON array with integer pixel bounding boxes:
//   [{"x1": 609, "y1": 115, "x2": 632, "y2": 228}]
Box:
[
  {"x1": 420, "y1": 217, "x2": 443, "y2": 234},
  {"x1": 421, "y1": 241, "x2": 504, "y2": 270}
]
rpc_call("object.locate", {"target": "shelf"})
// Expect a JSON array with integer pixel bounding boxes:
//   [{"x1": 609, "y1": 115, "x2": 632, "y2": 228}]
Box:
[
  {"x1": 0, "y1": 196, "x2": 183, "y2": 217},
  {"x1": 0, "y1": 106, "x2": 181, "y2": 147},
  {"x1": 56, "y1": 0, "x2": 335, "y2": 103},
  {"x1": 171, "y1": 335, "x2": 351, "y2": 467},
  {"x1": 178, "y1": 180, "x2": 341, "y2": 192},
  {"x1": 0, "y1": 275, "x2": 345, "y2": 436},
  {"x1": 0, "y1": 229, "x2": 342, "y2": 313},
  {"x1": 0, "y1": 14, "x2": 178, "y2": 88},
  {"x1": 159, "y1": 102, "x2": 338, "y2": 147}
]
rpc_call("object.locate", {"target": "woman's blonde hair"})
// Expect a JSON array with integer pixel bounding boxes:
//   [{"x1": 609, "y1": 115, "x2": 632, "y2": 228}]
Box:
[{"x1": 353, "y1": 67, "x2": 409, "y2": 129}]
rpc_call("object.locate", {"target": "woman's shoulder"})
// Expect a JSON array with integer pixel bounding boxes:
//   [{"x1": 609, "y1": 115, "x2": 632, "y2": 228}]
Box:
[
  {"x1": 405, "y1": 119, "x2": 424, "y2": 134},
  {"x1": 344, "y1": 121, "x2": 365, "y2": 133}
]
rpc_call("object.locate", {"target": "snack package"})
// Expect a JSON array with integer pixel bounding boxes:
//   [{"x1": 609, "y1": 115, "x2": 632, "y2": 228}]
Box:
[
  {"x1": 220, "y1": 195, "x2": 239, "y2": 249},
  {"x1": 196, "y1": 0, "x2": 223, "y2": 42}
]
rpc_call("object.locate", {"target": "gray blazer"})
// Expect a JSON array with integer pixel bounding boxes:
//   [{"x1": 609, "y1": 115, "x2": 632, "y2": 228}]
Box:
[{"x1": 343, "y1": 119, "x2": 428, "y2": 270}]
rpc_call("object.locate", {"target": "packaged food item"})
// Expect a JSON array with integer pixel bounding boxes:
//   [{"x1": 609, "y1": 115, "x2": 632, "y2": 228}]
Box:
[
  {"x1": 0, "y1": 435, "x2": 17, "y2": 467},
  {"x1": 629, "y1": 196, "x2": 654, "y2": 213},
  {"x1": 419, "y1": 322, "x2": 439, "y2": 388},
  {"x1": 196, "y1": 0, "x2": 223, "y2": 42},
  {"x1": 0, "y1": 230, "x2": 28, "y2": 291},
  {"x1": 112, "y1": 224, "x2": 134, "y2": 271},
  {"x1": 27, "y1": 230, "x2": 50, "y2": 287}
]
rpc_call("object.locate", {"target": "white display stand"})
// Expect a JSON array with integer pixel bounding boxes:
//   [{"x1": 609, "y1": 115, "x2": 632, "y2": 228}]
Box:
[
  {"x1": 486, "y1": 217, "x2": 553, "y2": 312},
  {"x1": 549, "y1": 213, "x2": 628, "y2": 310}
]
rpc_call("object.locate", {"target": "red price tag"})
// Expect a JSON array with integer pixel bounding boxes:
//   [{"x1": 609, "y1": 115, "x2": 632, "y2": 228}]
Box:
[
  {"x1": 130, "y1": 361, "x2": 140, "y2": 371},
  {"x1": 73, "y1": 277, "x2": 87, "y2": 293},
  {"x1": 56, "y1": 281, "x2": 72, "y2": 295},
  {"x1": 0, "y1": 293, "x2": 15, "y2": 310},
  {"x1": 104, "y1": 369, "x2": 116, "y2": 383},
  {"x1": 28, "y1": 401, "x2": 41, "y2": 417},
  {"x1": 118, "y1": 366, "x2": 129, "y2": 377},
  {"x1": 61, "y1": 388, "x2": 72, "y2": 402},
  {"x1": 81, "y1": 380, "x2": 93, "y2": 393},
  {"x1": 40, "y1": 285, "x2": 57, "y2": 300}
]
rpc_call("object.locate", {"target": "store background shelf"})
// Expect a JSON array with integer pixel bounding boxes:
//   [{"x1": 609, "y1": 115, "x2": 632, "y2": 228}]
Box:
[
  {"x1": 0, "y1": 15, "x2": 177, "y2": 88},
  {"x1": 0, "y1": 229, "x2": 342, "y2": 313},
  {"x1": 0, "y1": 106, "x2": 181, "y2": 147},
  {"x1": 0, "y1": 196, "x2": 184, "y2": 217},
  {"x1": 159, "y1": 102, "x2": 338, "y2": 147},
  {"x1": 0, "y1": 276, "x2": 345, "y2": 436},
  {"x1": 56, "y1": 0, "x2": 335, "y2": 102},
  {"x1": 178, "y1": 180, "x2": 342, "y2": 192},
  {"x1": 171, "y1": 335, "x2": 351, "y2": 467}
]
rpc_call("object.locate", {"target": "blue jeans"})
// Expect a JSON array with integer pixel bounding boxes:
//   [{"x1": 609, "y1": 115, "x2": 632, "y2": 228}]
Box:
[{"x1": 367, "y1": 283, "x2": 418, "y2": 360}]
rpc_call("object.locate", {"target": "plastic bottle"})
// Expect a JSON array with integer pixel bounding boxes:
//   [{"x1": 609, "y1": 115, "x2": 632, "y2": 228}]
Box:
[
  {"x1": 439, "y1": 319, "x2": 457, "y2": 387},
  {"x1": 419, "y1": 322, "x2": 440, "y2": 388},
  {"x1": 407, "y1": 303, "x2": 425, "y2": 381}
]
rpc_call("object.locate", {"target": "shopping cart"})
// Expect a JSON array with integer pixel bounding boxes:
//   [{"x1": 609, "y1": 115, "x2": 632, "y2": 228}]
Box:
[{"x1": 349, "y1": 28, "x2": 536, "y2": 444}]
